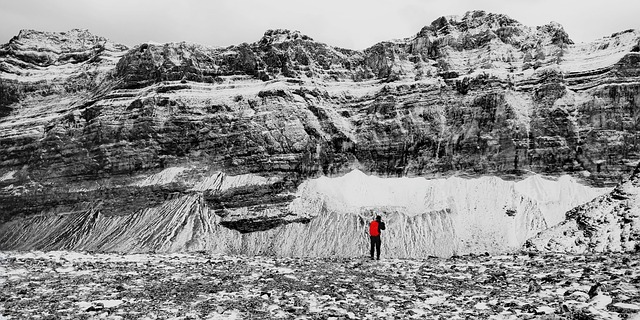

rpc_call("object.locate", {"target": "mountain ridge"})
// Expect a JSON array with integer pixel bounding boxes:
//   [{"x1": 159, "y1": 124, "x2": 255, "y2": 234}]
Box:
[{"x1": 1, "y1": 11, "x2": 640, "y2": 256}]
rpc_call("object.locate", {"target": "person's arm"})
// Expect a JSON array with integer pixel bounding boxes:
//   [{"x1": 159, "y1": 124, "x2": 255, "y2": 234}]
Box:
[{"x1": 379, "y1": 221, "x2": 386, "y2": 231}]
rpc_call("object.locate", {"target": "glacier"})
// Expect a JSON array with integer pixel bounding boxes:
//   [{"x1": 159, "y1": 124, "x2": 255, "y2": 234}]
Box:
[{"x1": 0, "y1": 169, "x2": 607, "y2": 258}]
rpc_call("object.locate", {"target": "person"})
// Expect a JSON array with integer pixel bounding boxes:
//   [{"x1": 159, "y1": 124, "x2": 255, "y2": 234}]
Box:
[{"x1": 368, "y1": 215, "x2": 386, "y2": 260}]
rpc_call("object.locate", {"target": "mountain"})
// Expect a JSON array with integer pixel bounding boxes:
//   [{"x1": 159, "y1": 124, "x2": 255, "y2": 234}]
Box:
[{"x1": 1, "y1": 11, "x2": 639, "y2": 257}]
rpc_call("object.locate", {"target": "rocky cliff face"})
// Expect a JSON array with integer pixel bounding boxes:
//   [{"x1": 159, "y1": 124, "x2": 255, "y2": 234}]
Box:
[{"x1": 1, "y1": 11, "x2": 639, "y2": 256}]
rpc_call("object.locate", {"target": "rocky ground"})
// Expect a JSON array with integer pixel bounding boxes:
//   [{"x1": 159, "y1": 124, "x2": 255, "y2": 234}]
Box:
[{"x1": 1, "y1": 251, "x2": 639, "y2": 319}]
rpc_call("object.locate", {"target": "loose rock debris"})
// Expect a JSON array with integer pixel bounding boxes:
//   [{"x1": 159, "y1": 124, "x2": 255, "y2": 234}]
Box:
[{"x1": 0, "y1": 251, "x2": 639, "y2": 319}]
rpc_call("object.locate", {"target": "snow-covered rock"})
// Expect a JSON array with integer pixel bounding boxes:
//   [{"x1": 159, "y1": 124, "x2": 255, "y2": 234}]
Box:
[{"x1": 526, "y1": 164, "x2": 640, "y2": 253}]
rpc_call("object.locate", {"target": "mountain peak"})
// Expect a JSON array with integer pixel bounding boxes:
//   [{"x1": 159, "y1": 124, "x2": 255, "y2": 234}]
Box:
[
  {"x1": 258, "y1": 29, "x2": 314, "y2": 46},
  {"x1": 422, "y1": 10, "x2": 522, "y2": 35},
  {"x1": 1, "y1": 28, "x2": 127, "y2": 69},
  {"x1": 12, "y1": 28, "x2": 108, "y2": 47},
  {"x1": 536, "y1": 21, "x2": 574, "y2": 45},
  {"x1": 461, "y1": 10, "x2": 519, "y2": 26}
]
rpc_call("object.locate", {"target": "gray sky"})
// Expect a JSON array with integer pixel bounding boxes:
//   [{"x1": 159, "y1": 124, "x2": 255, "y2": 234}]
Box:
[{"x1": 1, "y1": 0, "x2": 639, "y2": 49}]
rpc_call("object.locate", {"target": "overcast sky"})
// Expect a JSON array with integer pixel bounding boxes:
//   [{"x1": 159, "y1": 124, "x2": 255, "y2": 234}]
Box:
[{"x1": 1, "y1": 0, "x2": 639, "y2": 50}]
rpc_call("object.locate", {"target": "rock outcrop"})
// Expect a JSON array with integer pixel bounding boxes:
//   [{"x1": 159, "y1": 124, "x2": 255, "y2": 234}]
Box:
[
  {"x1": 526, "y1": 164, "x2": 640, "y2": 253},
  {"x1": 1, "y1": 11, "x2": 639, "y2": 256}
]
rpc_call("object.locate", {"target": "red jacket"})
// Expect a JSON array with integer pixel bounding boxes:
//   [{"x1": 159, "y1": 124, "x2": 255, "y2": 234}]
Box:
[{"x1": 369, "y1": 220, "x2": 385, "y2": 236}]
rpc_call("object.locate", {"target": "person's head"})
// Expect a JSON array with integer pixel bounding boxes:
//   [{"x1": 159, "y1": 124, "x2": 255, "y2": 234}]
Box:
[{"x1": 376, "y1": 215, "x2": 382, "y2": 221}]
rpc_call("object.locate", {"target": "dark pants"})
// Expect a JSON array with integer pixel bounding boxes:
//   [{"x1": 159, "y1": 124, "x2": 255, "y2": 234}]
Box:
[{"x1": 370, "y1": 236, "x2": 381, "y2": 259}]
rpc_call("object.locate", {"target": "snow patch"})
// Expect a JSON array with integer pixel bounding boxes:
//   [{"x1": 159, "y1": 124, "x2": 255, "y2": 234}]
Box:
[
  {"x1": 130, "y1": 167, "x2": 187, "y2": 187},
  {"x1": 504, "y1": 91, "x2": 532, "y2": 133},
  {"x1": 561, "y1": 30, "x2": 639, "y2": 73},
  {"x1": 292, "y1": 169, "x2": 606, "y2": 221},
  {"x1": 191, "y1": 172, "x2": 280, "y2": 192},
  {"x1": 514, "y1": 175, "x2": 607, "y2": 226},
  {"x1": 93, "y1": 299, "x2": 124, "y2": 308},
  {"x1": 220, "y1": 174, "x2": 279, "y2": 191},
  {"x1": 0, "y1": 170, "x2": 16, "y2": 182}
]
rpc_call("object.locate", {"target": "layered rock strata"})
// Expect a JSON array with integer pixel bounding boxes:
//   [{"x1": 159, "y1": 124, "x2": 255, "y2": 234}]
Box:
[{"x1": 1, "y1": 11, "x2": 639, "y2": 256}]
